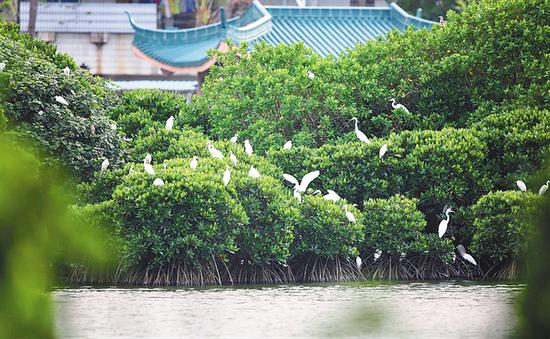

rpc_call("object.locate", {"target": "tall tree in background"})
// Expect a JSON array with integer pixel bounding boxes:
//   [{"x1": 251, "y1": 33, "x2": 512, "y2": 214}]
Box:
[{"x1": 28, "y1": 0, "x2": 37, "y2": 37}]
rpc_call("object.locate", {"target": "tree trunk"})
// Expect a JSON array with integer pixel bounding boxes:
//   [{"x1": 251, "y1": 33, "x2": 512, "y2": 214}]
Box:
[{"x1": 28, "y1": 0, "x2": 38, "y2": 38}]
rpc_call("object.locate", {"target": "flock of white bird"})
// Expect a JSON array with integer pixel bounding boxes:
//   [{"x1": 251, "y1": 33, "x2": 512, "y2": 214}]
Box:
[{"x1": 95, "y1": 81, "x2": 548, "y2": 271}]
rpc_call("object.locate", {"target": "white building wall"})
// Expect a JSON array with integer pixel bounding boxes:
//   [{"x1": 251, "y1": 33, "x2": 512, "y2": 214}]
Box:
[{"x1": 50, "y1": 33, "x2": 161, "y2": 76}]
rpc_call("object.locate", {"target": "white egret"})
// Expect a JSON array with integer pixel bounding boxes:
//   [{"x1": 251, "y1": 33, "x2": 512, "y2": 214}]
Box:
[
  {"x1": 190, "y1": 156, "x2": 198, "y2": 170},
  {"x1": 438, "y1": 207, "x2": 454, "y2": 238},
  {"x1": 63, "y1": 66, "x2": 71, "y2": 76},
  {"x1": 356, "y1": 256, "x2": 362, "y2": 270},
  {"x1": 516, "y1": 180, "x2": 527, "y2": 192},
  {"x1": 350, "y1": 117, "x2": 371, "y2": 144},
  {"x1": 244, "y1": 139, "x2": 253, "y2": 156},
  {"x1": 144, "y1": 153, "x2": 152, "y2": 165},
  {"x1": 110, "y1": 122, "x2": 117, "y2": 131},
  {"x1": 0, "y1": 62, "x2": 5, "y2": 72},
  {"x1": 38, "y1": 110, "x2": 44, "y2": 116},
  {"x1": 293, "y1": 190, "x2": 302, "y2": 204},
  {"x1": 208, "y1": 143, "x2": 224, "y2": 159},
  {"x1": 248, "y1": 166, "x2": 260, "y2": 179},
  {"x1": 230, "y1": 134, "x2": 238, "y2": 143},
  {"x1": 379, "y1": 143, "x2": 388, "y2": 159},
  {"x1": 390, "y1": 98, "x2": 410, "y2": 114},
  {"x1": 144, "y1": 163, "x2": 155, "y2": 176},
  {"x1": 439, "y1": 16, "x2": 447, "y2": 26},
  {"x1": 153, "y1": 178, "x2": 164, "y2": 186},
  {"x1": 343, "y1": 205, "x2": 356, "y2": 223},
  {"x1": 283, "y1": 170, "x2": 320, "y2": 194},
  {"x1": 165, "y1": 116, "x2": 174, "y2": 130},
  {"x1": 100, "y1": 158, "x2": 109, "y2": 171},
  {"x1": 283, "y1": 140, "x2": 292, "y2": 150},
  {"x1": 223, "y1": 166, "x2": 231, "y2": 186},
  {"x1": 55, "y1": 95, "x2": 69, "y2": 106},
  {"x1": 230, "y1": 151, "x2": 237, "y2": 166},
  {"x1": 538, "y1": 180, "x2": 548, "y2": 196},
  {"x1": 323, "y1": 189, "x2": 341, "y2": 202},
  {"x1": 456, "y1": 244, "x2": 477, "y2": 266},
  {"x1": 374, "y1": 250, "x2": 382, "y2": 261},
  {"x1": 307, "y1": 70, "x2": 314, "y2": 79},
  {"x1": 163, "y1": 163, "x2": 167, "y2": 170},
  {"x1": 296, "y1": 0, "x2": 306, "y2": 7}
]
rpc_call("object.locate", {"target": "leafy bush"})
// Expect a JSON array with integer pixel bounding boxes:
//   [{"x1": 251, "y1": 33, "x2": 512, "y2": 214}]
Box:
[
  {"x1": 109, "y1": 89, "x2": 188, "y2": 138},
  {"x1": 472, "y1": 108, "x2": 550, "y2": 189},
  {"x1": 471, "y1": 190, "x2": 542, "y2": 273},
  {"x1": 188, "y1": 42, "x2": 357, "y2": 152},
  {"x1": 231, "y1": 175, "x2": 299, "y2": 265},
  {"x1": 112, "y1": 166, "x2": 247, "y2": 269},
  {"x1": 362, "y1": 195, "x2": 452, "y2": 259},
  {"x1": 293, "y1": 196, "x2": 364, "y2": 258},
  {"x1": 0, "y1": 24, "x2": 125, "y2": 180}
]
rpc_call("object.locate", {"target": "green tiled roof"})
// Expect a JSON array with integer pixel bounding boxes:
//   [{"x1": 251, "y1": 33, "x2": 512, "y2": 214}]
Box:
[{"x1": 128, "y1": 2, "x2": 434, "y2": 69}]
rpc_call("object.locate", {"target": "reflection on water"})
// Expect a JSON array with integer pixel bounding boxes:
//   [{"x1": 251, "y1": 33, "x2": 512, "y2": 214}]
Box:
[{"x1": 54, "y1": 281, "x2": 523, "y2": 338}]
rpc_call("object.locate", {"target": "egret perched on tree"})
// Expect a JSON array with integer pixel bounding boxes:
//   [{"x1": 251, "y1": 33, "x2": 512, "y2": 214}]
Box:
[
  {"x1": 539, "y1": 180, "x2": 549, "y2": 196},
  {"x1": 144, "y1": 162, "x2": 155, "y2": 176},
  {"x1": 323, "y1": 190, "x2": 341, "y2": 202},
  {"x1": 153, "y1": 178, "x2": 164, "y2": 186},
  {"x1": 456, "y1": 244, "x2": 477, "y2": 266},
  {"x1": 439, "y1": 16, "x2": 447, "y2": 26},
  {"x1": 516, "y1": 180, "x2": 527, "y2": 192},
  {"x1": 63, "y1": 66, "x2": 71, "y2": 76},
  {"x1": 230, "y1": 134, "x2": 238, "y2": 143},
  {"x1": 230, "y1": 151, "x2": 237, "y2": 166},
  {"x1": 379, "y1": 143, "x2": 388, "y2": 159},
  {"x1": 110, "y1": 122, "x2": 117, "y2": 131},
  {"x1": 283, "y1": 170, "x2": 320, "y2": 194},
  {"x1": 438, "y1": 207, "x2": 454, "y2": 238},
  {"x1": 307, "y1": 70, "x2": 314, "y2": 79},
  {"x1": 283, "y1": 140, "x2": 292, "y2": 150},
  {"x1": 0, "y1": 62, "x2": 5, "y2": 72},
  {"x1": 356, "y1": 256, "x2": 362, "y2": 270},
  {"x1": 293, "y1": 190, "x2": 302, "y2": 204},
  {"x1": 165, "y1": 116, "x2": 174, "y2": 130},
  {"x1": 100, "y1": 158, "x2": 109, "y2": 171},
  {"x1": 144, "y1": 153, "x2": 152, "y2": 165},
  {"x1": 223, "y1": 166, "x2": 231, "y2": 186},
  {"x1": 244, "y1": 139, "x2": 253, "y2": 156},
  {"x1": 374, "y1": 250, "x2": 382, "y2": 261},
  {"x1": 248, "y1": 166, "x2": 260, "y2": 178},
  {"x1": 55, "y1": 95, "x2": 69, "y2": 106},
  {"x1": 208, "y1": 143, "x2": 224, "y2": 159},
  {"x1": 350, "y1": 117, "x2": 371, "y2": 144},
  {"x1": 343, "y1": 205, "x2": 356, "y2": 223},
  {"x1": 390, "y1": 98, "x2": 410, "y2": 114},
  {"x1": 190, "y1": 156, "x2": 198, "y2": 169}
]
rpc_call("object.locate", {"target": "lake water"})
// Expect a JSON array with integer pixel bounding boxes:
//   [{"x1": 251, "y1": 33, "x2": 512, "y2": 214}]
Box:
[{"x1": 54, "y1": 281, "x2": 523, "y2": 338}]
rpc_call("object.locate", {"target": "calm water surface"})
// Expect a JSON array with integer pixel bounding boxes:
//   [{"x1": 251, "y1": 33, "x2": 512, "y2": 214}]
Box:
[{"x1": 54, "y1": 281, "x2": 523, "y2": 338}]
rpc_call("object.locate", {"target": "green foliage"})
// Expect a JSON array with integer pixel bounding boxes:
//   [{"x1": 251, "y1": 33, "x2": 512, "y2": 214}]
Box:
[
  {"x1": 109, "y1": 89, "x2": 188, "y2": 138},
  {"x1": 293, "y1": 196, "x2": 364, "y2": 258},
  {"x1": 516, "y1": 164, "x2": 550, "y2": 338},
  {"x1": 190, "y1": 0, "x2": 547, "y2": 153},
  {"x1": 362, "y1": 195, "x2": 453, "y2": 259},
  {"x1": 232, "y1": 175, "x2": 299, "y2": 265},
  {"x1": 0, "y1": 134, "x2": 109, "y2": 338},
  {"x1": 189, "y1": 42, "x2": 358, "y2": 153},
  {"x1": 472, "y1": 108, "x2": 550, "y2": 189},
  {"x1": 112, "y1": 165, "x2": 247, "y2": 268},
  {"x1": 471, "y1": 190, "x2": 542, "y2": 270},
  {"x1": 0, "y1": 24, "x2": 125, "y2": 180}
]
